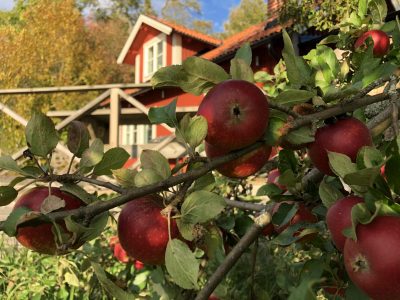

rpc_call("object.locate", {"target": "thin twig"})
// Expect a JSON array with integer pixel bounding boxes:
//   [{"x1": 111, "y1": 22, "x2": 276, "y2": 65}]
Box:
[
  {"x1": 224, "y1": 198, "x2": 266, "y2": 211},
  {"x1": 249, "y1": 238, "x2": 259, "y2": 300},
  {"x1": 194, "y1": 212, "x2": 271, "y2": 300},
  {"x1": 66, "y1": 154, "x2": 76, "y2": 174},
  {"x1": 389, "y1": 76, "x2": 399, "y2": 136}
]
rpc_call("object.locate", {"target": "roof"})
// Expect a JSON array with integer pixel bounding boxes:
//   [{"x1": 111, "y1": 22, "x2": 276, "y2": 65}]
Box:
[
  {"x1": 202, "y1": 17, "x2": 282, "y2": 61},
  {"x1": 117, "y1": 14, "x2": 221, "y2": 64},
  {"x1": 146, "y1": 15, "x2": 221, "y2": 46}
]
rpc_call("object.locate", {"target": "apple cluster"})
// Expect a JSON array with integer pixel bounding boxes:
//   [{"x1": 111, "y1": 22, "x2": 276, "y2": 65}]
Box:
[{"x1": 198, "y1": 79, "x2": 271, "y2": 178}]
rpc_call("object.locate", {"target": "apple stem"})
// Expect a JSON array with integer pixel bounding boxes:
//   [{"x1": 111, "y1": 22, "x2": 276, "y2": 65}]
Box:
[
  {"x1": 352, "y1": 254, "x2": 369, "y2": 273},
  {"x1": 167, "y1": 209, "x2": 172, "y2": 241}
]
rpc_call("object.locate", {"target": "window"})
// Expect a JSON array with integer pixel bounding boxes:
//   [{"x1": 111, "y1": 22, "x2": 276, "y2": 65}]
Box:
[
  {"x1": 143, "y1": 34, "x2": 166, "y2": 81},
  {"x1": 120, "y1": 124, "x2": 156, "y2": 146}
]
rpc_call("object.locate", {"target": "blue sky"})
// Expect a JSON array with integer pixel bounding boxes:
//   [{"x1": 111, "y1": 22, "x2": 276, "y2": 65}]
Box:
[{"x1": 0, "y1": 0, "x2": 241, "y2": 32}]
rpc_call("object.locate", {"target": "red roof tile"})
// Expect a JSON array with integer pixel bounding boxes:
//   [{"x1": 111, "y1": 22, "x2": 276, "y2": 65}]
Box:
[
  {"x1": 146, "y1": 15, "x2": 222, "y2": 46},
  {"x1": 202, "y1": 18, "x2": 282, "y2": 61}
]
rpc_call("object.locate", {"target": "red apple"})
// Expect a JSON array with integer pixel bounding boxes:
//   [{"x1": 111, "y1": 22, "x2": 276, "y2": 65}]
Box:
[
  {"x1": 272, "y1": 201, "x2": 317, "y2": 234},
  {"x1": 114, "y1": 242, "x2": 129, "y2": 263},
  {"x1": 197, "y1": 80, "x2": 269, "y2": 151},
  {"x1": 118, "y1": 194, "x2": 179, "y2": 265},
  {"x1": 267, "y1": 169, "x2": 286, "y2": 191},
  {"x1": 134, "y1": 260, "x2": 145, "y2": 270},
  {"x1": 326, "y1": 196, "x2": 364, "y2": 252},
  {"x1": 344, "y1": 216, "x2": 400, "y2": 300},
  {"x1": 13, "y1": 187, "x2": 85, "y2": 255},
  {"x1": 208, "y1": 295, "x2": 219, "y2": 300},
  {"x1": 355, "y1": 29, "x2": 390, "y2": 57},
  {"x1": 109, "y1": 236, "x2": 119, "y2": 249},
  {"x1": 307, "y1": 117, "x2": 372, "y2": 176},
  {"x1": 261, "y1": 223, "x2": 275, "y2": 237},
  {"x1": 323, "y1": 286, "x2": 346, "y2": 297},
  {"x1": 205, "y1": 142, "x2": 271, "y2": 178}
]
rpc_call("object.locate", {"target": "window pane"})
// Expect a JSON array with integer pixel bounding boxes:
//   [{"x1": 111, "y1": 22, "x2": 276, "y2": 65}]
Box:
[
  {"x1": 156, "y1": 41, "x2": 163, "y2": 70},
  {"x1": 147, "y1": 46, "x2": 154, "y2": 74}
]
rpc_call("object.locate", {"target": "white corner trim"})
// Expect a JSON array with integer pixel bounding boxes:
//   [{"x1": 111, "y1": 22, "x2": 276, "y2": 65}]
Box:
[
  {"x1": 117, "y1": 14, "x2": 172, "y2": 64},
  {"x1": 172, "y1": 33, "x2": 182, "y2": 65},
  {"x1": 134, "y1": 54, "x2": 140, "y2": 83}
]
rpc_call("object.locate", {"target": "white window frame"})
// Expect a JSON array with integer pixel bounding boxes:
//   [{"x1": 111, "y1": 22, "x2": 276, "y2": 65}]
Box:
[
  {"x1": 143, "y1": 33, "x2": 167, "y2": 82},
  {"x1": 120, "y1": 124, "x2": 157, "y2": 146}
]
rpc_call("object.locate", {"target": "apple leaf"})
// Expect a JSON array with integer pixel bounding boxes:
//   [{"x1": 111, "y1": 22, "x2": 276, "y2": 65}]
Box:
[
  {"x1": 2, "y1": 207, "x2": 31, "y2": 237},
  {"x1": 67, "y1": 121, "x2": 90, "y2": 158},
  {"x1": 318, "y1": 178, "x2": 344, "y2": 208},
  {"x1": 0, "y1": 156, "x2": 36, "y2": 177},
  {"x1": 369, "y1": 0, "x2": 387, "y2": 23},
  {"x1": 151, "y1": 65, "x2": 187, "y2": 88},
  {"x1": 183, "y1": 115, "x2": 208, "y2": 149},
  {"x1": 203, "y1": 226, "x2": 225, "y2": 260},
  {"x1": 181, "y1": 191, "x2": 226, "y2": 224},
  {"x1": 230, "y1": 58, "x2": 254, "y2": 82},
  {"x1": 345, "y1": 282, "x2": 370, "y2": 299},
  {"x1": 65, "y1": 212, "x2": 108, "y2": 243},
  {"x1": 80, "y1": 139, "x2": 104, "y2": 169},
  {"x1": 343, "y1": 203, "x2": 374, "y2": 241},
  {"x1": 256, "y1": 183, "x2": 283, "y2": 197},
  {"x1": 8, "y1": 177, "x2": 26, "y2": 187},
  {"x1": 25, "y1": 111, "x2": 59, "y2": 157},
  {"x1": 282, "y1": 29, "x2": 313, "y2": 87},
  {"x1": 192, "y1": 172, "x2": 215, "y2": 191},
  {"x1": 356, "y1": 146, "x2": 384, "y2": 169},
  {"x1": 327, "y1": 151, "x2": 358, "y2": 178},
  {"x1": 278, "y1": 149, "x2": 298, "y2": 173},
  {"x1": 140, "y1": 150, "x2": 171, "y2": 179},
  {"x1": 93, "y1": 147, "x2": 129, "y2": 176},
  {"x1": 274, "y1": 90, "x2": 316, "y2": 107},
  {"x1": 134, "y1": 169, "x2": 164, "y2": 187},
  {"x1": 272, "y1": 222, "x2": 321, "y2": 246},
  {"x1": 0, "y1": 186, "x2": 18, "y2": 206},
  {"x1": 233, "y1": 42, "x2": 252, "y2": 65},
  {"x1": 271, "y1": 202, "x2": 298, "y2": 227},
  {"x1": 148, "y1": 98, "x2": 178, "y2": 128},
  {"x1": 40, "y1": 195, "x2": 66, "y2": 214},
  {"x1": 91, "y1": 262, "x2": 135, "y2": 300},
  {"x1": 64, "y1": 272, "x2": 80, "y2": 287},
  {"x1": 176, "y1": 219, "x2": 195, "y2": 241},
  {"x1": 385, "y1": 155, "x2": 400, "y2": 194},
  {"x1": 61, "y1": 183, "x2": 97, "y2": 204},
  {"x1": 165, "y1": 239, "x2": 199, "y2": 290},
  {"x1": 112, "y1": 168, "x2": 137, "y2": 188},
  {"x1": 284, "y1": 126, "x2": 315, "y2": 145},
  {"x1": 343, "y1": 167, "x2": 380, "y2": 187},
  {"x1": 183, "y1": 56, "x2": 229, "y2": 85}
]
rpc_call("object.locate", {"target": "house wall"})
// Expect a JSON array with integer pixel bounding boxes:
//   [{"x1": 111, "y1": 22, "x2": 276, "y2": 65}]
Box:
[{"x1": 182, "y1": 36, "x2": 213, "y2": 60}]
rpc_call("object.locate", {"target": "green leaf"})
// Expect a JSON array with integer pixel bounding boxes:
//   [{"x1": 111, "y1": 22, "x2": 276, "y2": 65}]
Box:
[
  {"x1": 256, "y1": 183, "x2": 283, "y2": 197},
  {"x1": 65, "y1": 212, "x2": 108, "y2": 243},
  {"x1": 344, "y1": 203, "x2": 374, "y2": 240},
  {"x1": 0, "y1": 156, "x2": 34, "y2": 177},
  {"x1": 176, "y1": 220, "x2": 195, "y2": 241},
  {"x1": 278, "y1": 149, "x2": 298, "y2": 173},
  {"x1": 319, "y1": 178, "x2": 344, "y2": 208},
  {"x1": 80, "y1": 139, "x2": 104, "y2": 169},
  {"x1": 203, "y1": 225, "x2": 225, "y2": 260},
  {"x1": 64, "y1": 272, "x2": 80, "y2": 287},
  {"x1": 3, "y1": 207, "x2": 31, "y2": 237},
  {"x1": 91, "y1": 262, "x2": 135, "y2": 300},
  {"x1": 151, "y1": 65, "x2": 187, "y2": 88},
  {"x1": 183, "y1": 56, "x2": 229, "y2": 85},
  {"x1": 148, "y1": 98, "x2": 178, "y2": 128},
  {"x1": 327, "y1": 151, "x2": 358, "y2": 178},
  {"x1": 345, "y1": 281, "x2": 370, "y2": 299},
  {"x1": 274, "y1": 89, "x2": 315, "y2": 106},
  {"x1": 112, "y1": 168, "x2": 137, "y2": 188},
  {"x1": 184, "y1": 115, "x2": 208, "y2": 149},
  {"x1": 141, "y1": 150, "x2": 171, "y2": 179},
  {"x1": 358, "y1": 0, "x2": 368, "y2": 17},
  {"x1": 93, "y1": 147, "x2": 129, "y2": 176},
  {"x1": 282, "y1": 29, "x2": 312, "y2": 87},
  {"x1": 369, "y1": 0, "x2": 387, "y2": 23},
  {"x1": 288, "y1": 278, "x2": 319, "y2": 300},
  {"x1": 0, "y1": 186, "x2": 18, "y2": 206},
  {"x1": 230, "y1": 58, "x2": 254, "y2": 82},
  {"x1": 181, "y1": 191, "x2": 226, "y2": 224},
  {"x1": 25, "y1": 111, "x2": 59, "y2": 157},
  {"x1": 343, "y1": 167, "x2": 380, "y2": 186},
  {"x1": 192, "y1": 172, "x2": 215, "y2": 191},
  {"x1": 284, "y1": 126, "x2": 314, "y2": 145},
  {"x1": 67, "y1": 121, "x2": 90, "y2": 158},
  {"x1": 61, "y1": 184, "x2": 97, "y2": 204},
  {"x1": 234, "y1": 42, "x2": 252, "y2": 65},
  {"x1": 165, "y1": 239, "x2": 199, "y2": 289},
  {"x1": 134, "y1": 169, "x2": 164, "y2": 187}
]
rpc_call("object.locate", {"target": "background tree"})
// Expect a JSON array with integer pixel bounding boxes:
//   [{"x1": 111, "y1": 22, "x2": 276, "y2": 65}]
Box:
[
  {"x1": 161, "y1": 0, "x2": 213, "y2": 34},
  {"x1": 222, "y1": 0, "x2": 268, "y2": 37}
]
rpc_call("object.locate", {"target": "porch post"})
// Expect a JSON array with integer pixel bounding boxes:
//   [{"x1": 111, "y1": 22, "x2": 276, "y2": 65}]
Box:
[{"x1": 109, "y1": 88, "x2": 120, "y2": 147}]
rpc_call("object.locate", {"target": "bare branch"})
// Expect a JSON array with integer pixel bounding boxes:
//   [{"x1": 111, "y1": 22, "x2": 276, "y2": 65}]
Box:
[{"x1": 269, "y1": 101, "x2": 300, "y2": 118}]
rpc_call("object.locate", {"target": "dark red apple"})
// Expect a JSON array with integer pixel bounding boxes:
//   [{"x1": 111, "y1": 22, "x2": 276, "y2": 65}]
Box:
[
  {"x1": 197, "y1": 80, "x2": 269, "y2": 151},
  {"x1": 307, "y1": 117, "x2": 372, "y2": 176},
  {"x1": 323, "y1": 286, "x2": 345, "y2": 297},
  {"x1": 355, "y1": 29, "x2": 390, "y2": 57},
  {"x1": 114, "y1": 242, "x2": 129, "y2": 263},
  {"x1": 205, "y1": 142, "x2": 271, "y2": 178},
  {"x1": 272, "y1": 201, "x2": 317, "y2": 234},
  {"x1": 261, "y1": 223, "x2": 275, "y2": 237},
  {"x1": 13, "y1": 186, "x2": 85, "y2": 255},
  {"x1": 267, "y1": 169, "x2": 286, "y2": 191},
  {"x1": 118, "y1": 194, "x2": 179, "y2": 265},
  {"x1": 344, "y1": 216, "x2": 400, "y2": 300},
  {"x1": 208, "y1": 295, "x2": 219, "y2": 300},
  {"x1": 326, "y1": 196, "x2": 364, "y2": 252}
]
